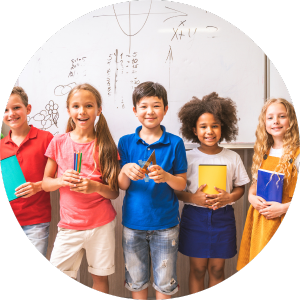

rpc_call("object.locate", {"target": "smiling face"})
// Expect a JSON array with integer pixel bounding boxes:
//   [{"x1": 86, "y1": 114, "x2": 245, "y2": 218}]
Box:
[
  {"x1": 67, "y1": 90, "x2": 101, "y2": 132},
  {"x1": 265, "y1": 102, "x2": 289, "y2": 140},
  {"x1": 133, "y1": 96, "x2": 168, "y2": 130},
  {"x1": 3, "y1": 94, "x2": 31, "y2": 130},
  {"x1": 193, "y1": 113, "x2": 222, "y2": 148}
]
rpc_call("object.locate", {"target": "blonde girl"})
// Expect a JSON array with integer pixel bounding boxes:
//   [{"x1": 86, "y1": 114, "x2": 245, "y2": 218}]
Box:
[
  {"x1": 237, "y1": 98, "x2": 300, "y2": 270},
  {"x1": 42, "y1": 84, "x2": 119, "y2": 292}
]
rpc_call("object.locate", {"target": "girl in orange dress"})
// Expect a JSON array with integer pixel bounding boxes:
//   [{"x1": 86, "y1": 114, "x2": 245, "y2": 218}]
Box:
[{"x1": 237, "y1": 98, "x2": 300, "y2": 270}]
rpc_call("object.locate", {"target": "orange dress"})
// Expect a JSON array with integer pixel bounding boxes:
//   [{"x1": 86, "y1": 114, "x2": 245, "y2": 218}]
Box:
[{"x1": 237, "y1": 148, "x2": 300, "y2": 271}]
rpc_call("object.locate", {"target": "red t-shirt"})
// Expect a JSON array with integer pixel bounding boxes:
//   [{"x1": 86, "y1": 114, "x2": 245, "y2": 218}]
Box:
[
  {"x1": 45, "y1": 133, "x2": 117, "y2": 230},
  {"x1": 0, "y1": 126, "x2": 53, "y2": 226}
]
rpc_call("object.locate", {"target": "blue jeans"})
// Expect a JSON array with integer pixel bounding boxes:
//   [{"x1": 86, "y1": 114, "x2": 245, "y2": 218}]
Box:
[
  {"x1": 122, "y1": 225, "x2": 179, "y2": 295},
  {"x1": 22, "y1": 222, "x2": 50, "y2": 257}
]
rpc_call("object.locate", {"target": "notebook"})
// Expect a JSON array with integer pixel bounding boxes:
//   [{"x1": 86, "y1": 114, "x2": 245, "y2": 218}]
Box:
[
  {"x1": 198, "y1": 165, "x2": 227, "y2": 194},
  {"x1": 0, "y1": 155, "x2": 26, "y2": 201},
  {"x1": 257, "y1": 169, "x2": 284, "y2": 203}
]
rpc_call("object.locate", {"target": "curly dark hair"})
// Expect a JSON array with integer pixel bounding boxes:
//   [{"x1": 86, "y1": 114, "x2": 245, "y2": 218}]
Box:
[{"x1": 178, "y1": 92, "x2": 239, "y2": 144}]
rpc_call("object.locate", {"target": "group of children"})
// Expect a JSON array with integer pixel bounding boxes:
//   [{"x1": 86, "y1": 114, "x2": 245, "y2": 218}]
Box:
[{"x1": 1, "y1": 82, "x2": 299, "y2": 298}]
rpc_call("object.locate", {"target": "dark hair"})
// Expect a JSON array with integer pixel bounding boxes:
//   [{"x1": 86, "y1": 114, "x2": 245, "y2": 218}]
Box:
[
  {"x1": 178, "y1": 92, "x2": 239, "y2": 144},
  {"x1": 132, "y1": 81, "x2": 168, "y2": 108},
  {"x1": 11, "y1": 86, "x2": 28, "y2": 107}
]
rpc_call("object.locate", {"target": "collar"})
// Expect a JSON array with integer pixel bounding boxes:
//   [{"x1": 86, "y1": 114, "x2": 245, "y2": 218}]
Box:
[
  {"x1": 4, "y1": 125, "x2": 38, "y2": 145},
  {"x1": 134, "y1": 125, "x2": 170, "y2": 145}
]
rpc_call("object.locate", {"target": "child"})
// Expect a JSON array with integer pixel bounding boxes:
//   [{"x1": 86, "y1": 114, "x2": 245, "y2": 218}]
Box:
[
  {"x1": 118, "y1": 81, "x2": 187, "y2": 299},
  {"x1": 176, "y1": 92, "x2": 250, "y2": 293},
  {"x1": 237, "y1": 98, "x2": 300, "y2": 270},
  {"x1": 1, "y1": 86, "x2": 53, "y2": 256},
  {"x1": 42, "y1": 84, "x2": 119, "y2": 293}
]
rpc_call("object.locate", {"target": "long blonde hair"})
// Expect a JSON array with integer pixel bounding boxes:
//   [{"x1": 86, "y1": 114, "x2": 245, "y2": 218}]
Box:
[
  {"x1": 66, "y1": 84, "x2": 119, "y2": 191},
  {"x1": 251, "y1": 98, "x2": 300, "y2": 183}
]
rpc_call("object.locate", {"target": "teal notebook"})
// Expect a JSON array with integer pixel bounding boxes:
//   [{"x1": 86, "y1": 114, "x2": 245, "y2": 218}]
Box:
[{"x1": 1, "y1": 155, "x2": 26, "y2": 201}]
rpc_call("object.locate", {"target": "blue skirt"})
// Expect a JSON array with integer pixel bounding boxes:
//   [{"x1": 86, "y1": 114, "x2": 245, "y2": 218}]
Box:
[{"x1": 178, "y1": 205, "x2": 237, "y2": 259}]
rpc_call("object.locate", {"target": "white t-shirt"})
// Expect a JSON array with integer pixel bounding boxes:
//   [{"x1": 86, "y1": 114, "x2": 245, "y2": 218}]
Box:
[
  {"x1": 185, "y1": 147, "x2": 250, "y2": 208},
  {"x1": 269, "y1": 147, "x2": 300, "y2": 173}
]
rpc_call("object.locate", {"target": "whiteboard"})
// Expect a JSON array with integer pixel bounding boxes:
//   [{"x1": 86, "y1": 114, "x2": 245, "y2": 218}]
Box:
[
  {"x1": 270, "y1": 60, "x2": 292, "y2": 102},
  {"x1": 18, "y1": 0, "x2": 265, "y2": 144}
]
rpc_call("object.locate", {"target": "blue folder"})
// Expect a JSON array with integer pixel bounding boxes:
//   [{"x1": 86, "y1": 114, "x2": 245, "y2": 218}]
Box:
[
  {"x1": 257, "y1": 169, "x2": 284, "y2": 203},
  {"x1": 0, "y1": 155, "x2": 26, "y2": 201}
]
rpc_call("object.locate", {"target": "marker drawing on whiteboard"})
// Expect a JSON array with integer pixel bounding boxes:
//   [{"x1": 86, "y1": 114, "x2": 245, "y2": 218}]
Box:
[
  {"x1": 68, "y1": 57, "x2": 86, "y2": 77},
  {"x1": 54, "y1": 82, "x2": 76, "y2": 96},
  {"x1": 27, "y1": 100, "x2": 59, "y2": 131},
  {"x1": 112, "y1": 1, "x2": 152, "y2": 53},
  {"x1": 114, "y1": 49, "x2": 119, "y2": 97},
  {"x1": 163, "y1": 7, "x2": 188, "y2": 22},
  {"x1": 165, "y1": 46, "x2": 173, "y2": 91}
]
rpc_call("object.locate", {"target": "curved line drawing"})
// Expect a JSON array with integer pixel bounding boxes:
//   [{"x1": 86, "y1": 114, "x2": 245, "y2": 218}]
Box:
[
  {"x1": 112, "y1": 0, "x2": 152, "y2": 37},
  {"x1": 27, "y1": 100, "x2": 59, "y2": 131},
  {"x1": 163, "y1": 7, "x2": 188, "y2": 22},
  {"x1": 54, "y1": 82, "x2": 76, "y2": 96}
]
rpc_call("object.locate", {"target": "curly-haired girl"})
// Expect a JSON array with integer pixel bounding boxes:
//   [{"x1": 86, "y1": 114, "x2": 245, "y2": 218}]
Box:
[
  {"x1": 237, "y1": 98, "x2": 300, "y2": 270},
  {"x1": 176, "y1": 92, "x2": 250, "y2": 293}
]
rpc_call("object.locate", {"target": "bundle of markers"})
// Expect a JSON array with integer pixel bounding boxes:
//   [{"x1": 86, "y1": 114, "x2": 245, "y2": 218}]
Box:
[{"x1": 74, "y1": 151, "x2": 83, "y2": 173}]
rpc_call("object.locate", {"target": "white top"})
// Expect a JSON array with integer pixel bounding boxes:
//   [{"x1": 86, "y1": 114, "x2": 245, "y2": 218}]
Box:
[
  {"x1": 269, "y1": 147, "x2": 300, "y2": 173},
  {"x1": 185, "y1": 148, "x2": 250, "y2": 208}
]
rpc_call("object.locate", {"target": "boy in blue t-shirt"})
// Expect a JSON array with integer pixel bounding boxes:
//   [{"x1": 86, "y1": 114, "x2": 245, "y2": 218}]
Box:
[{"x1": 118, "y1": 81, "x2": 187, "y2": 299}]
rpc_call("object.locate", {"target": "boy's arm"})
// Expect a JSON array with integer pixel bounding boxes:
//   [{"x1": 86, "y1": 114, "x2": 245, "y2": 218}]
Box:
[
  {"x1": 148, "y1": 165, "x2": 187, "y2": 190},
  {"x1": 118, "y1": 163, "x2": 145, "y2": 190},
  {"x1": 15, "y1": 181, "x2": 43, "y2": 198}
]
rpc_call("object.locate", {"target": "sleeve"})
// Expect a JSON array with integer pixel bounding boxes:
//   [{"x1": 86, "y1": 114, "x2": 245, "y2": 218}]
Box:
[
  {"x1": 118, "y1": 137, "x2": 128, "y2": 168},
  {"x1": 45, "y1": 136, "x2": 58, "y2": 162},
  {"x1": 46, "y1": 131, "x2": 54, "y2": 146},
  {"x1": 233, "y1": 154, "x2": 250, "y2": 187},
  {"x1": 173, "y1": 138, "x2": 188, "y2": 175}
]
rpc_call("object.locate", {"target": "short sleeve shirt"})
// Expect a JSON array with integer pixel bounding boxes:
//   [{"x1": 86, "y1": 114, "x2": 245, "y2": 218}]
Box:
[
  {"x1": 186, "y1": 148, "x2": 250, "y2": 208},
  {"x1": 0, "y1": 126, "x2": 53, "y2": 226},
  {"x1": 45, "y1": 133, "x2": 116, "y2": 230},
  {"x1": 118, "y1": 125, "x2": 187, "y2": 230}
]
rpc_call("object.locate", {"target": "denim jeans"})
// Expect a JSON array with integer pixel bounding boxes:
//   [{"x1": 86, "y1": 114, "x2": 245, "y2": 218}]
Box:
[
  {"x1": 122, "y1": 225, "x2": 179, "y2": 295},
  {"x1": 22, "y1": 222, "x2": 50, "y2": 257}
]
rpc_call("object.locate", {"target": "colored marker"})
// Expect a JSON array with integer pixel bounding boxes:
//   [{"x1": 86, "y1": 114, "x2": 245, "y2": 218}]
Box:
[{"x1": 79, "y1": 152, "x2": 82, "y2": 173}]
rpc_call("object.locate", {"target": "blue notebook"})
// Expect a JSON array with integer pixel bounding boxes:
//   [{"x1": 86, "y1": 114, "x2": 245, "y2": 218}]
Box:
[
  {"x1": 0, "y1": 155, "x2": 26, "y2": 201},
  {"x1": 257, "y1": 169, "x2": 284, "y2": 203}
]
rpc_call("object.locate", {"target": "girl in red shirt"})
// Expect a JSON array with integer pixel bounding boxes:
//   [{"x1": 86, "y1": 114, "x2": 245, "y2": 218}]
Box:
[{"x1": 42, "y1": 83, "x2": 119, "y2": 293}]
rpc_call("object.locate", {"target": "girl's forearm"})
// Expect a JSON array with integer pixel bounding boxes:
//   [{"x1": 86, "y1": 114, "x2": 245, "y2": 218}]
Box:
[
  {"x1": 175, "y1": 190, "x2": 193, "y2": 203},
  {"x1": 97, "y1": 182, "x2": 119, "y2": 199},
  {"x1": 42, "y1": 177, "x2": 62, "y2": 192}
]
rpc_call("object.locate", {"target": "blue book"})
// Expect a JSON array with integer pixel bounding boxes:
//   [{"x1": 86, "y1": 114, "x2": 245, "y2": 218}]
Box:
[
  {"x1": 257, "y1": 169, "x2": 284, "y2": 203},
  {"x1": 0, "y1": 155, "x2": 26, "y2": 201}
]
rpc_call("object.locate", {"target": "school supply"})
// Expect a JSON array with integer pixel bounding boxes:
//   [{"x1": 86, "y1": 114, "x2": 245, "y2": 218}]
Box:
[
  {"x1": 141, "y1": 150, "x2": 156, "y2": 175},
  {"x1": 198, "y1": 165, "x2": 227, "y2": 194},
  {"x1": 256, "y1": 169, "x2": 284, "y2": 203},
  {"x1": 1, "y1": 155, "x2": 26, "y2": 201},
  {"x1": 74, "y1": 151, "x2": 83, "y2": 173}
]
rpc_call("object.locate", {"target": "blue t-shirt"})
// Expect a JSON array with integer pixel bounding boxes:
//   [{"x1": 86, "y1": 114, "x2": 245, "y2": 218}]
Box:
[{"x1": 118, "y1": 125, "x2": 188, "y2": 230}]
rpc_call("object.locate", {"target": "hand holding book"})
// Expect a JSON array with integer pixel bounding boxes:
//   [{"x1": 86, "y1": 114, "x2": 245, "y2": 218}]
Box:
[{"x1": 205, "y1": 187, "x2": 232, "y2": 210}]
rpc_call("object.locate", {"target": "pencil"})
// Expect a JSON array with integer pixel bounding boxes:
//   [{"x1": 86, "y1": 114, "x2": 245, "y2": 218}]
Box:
[
  {"x1": 75, "y1": 152, "x2": 78, "y2": 171},
  {"x1": 77, "y1": 152, "x2": 80, "y2": 172},
  {"x1": 73, "y1": 151, "x2": 76, "y2": 170},
  {"x1": 79, "y1": 152, "x2": 82, "y2": 173}
]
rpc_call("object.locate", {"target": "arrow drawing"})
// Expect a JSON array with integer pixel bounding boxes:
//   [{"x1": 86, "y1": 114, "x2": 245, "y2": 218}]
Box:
[{"x1": 165, "y1": 45, "x2": 173, "y2": 90}]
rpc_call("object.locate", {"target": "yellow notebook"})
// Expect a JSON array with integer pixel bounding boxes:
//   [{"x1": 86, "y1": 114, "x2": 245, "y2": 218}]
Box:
[{"x1": 198, "y1": 165, "x2": 227, "y2": 194}]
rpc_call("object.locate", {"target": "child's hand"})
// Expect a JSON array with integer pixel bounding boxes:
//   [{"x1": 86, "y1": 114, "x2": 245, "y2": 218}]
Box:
[
  {"x1": 122, "y1": 163, "x2": 145, "y2": 181},
  {"x1": 70, "y1": 178, "x2": 99, "y2": 194},
  {"x1": 259, "y1": 201, "x2": 286, "y2": 219},
  {"x1": 60, "y1": 169, "x2": 81, "y2": 188},
  {"x1": 15, "y1": 182, "x2": 42, "y2": 198},
  {"x1": 148, "y1": 165, "x2": 170, "y2": 183},
  {"x1": 191, "y1": 184, "x2": 210, "y2": 207},
  {"x1": 249, "y1": 195, "x2": 268, "y2": 211},
  {"x1": 205, "y1": 187, "x2": 232, "y2": 210}
]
